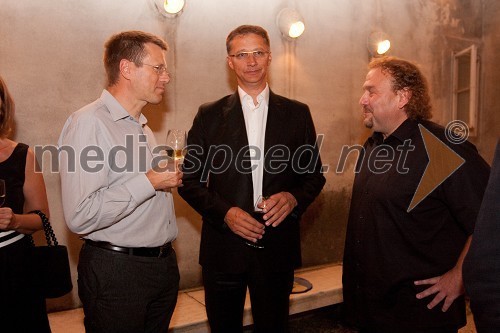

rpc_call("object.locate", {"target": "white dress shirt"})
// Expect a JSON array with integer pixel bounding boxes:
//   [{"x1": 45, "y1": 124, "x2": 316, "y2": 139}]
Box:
[
  {"x1": 58, "y1": 90, "x2": 177, "y2": 247},
  {"x1": 238, "y1": 84, "x2": 269, "y2": 207}
]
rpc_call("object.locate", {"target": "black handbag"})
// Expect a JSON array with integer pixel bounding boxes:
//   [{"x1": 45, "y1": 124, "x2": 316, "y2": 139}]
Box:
[{"x1": 28, "y1": 210, "x2": 73, "y2": 298}]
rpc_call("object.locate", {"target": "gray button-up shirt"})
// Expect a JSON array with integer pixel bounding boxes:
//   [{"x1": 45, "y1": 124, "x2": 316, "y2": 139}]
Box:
[{"x1": 58, "y1": 90, "x2": 177, "y2": 247}]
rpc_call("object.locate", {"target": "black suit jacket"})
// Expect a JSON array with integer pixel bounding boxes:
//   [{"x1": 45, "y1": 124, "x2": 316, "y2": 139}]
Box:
[
  {"x1": 463, "y1": 139, "x2": 500, "y2": 333},
  {"x1": 178, "y1": 91, "x2": 325, "y2": 273}
]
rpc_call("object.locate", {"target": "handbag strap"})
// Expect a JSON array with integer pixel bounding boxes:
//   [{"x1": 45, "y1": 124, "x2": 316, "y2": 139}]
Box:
[{"x1": 27, "y1": 210, "x2": 58, "y2": 247}]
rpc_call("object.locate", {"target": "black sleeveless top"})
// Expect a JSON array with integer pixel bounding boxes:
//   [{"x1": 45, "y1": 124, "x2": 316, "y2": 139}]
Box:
[{"x1": 0, "y1": 143, "x2": 28, "y2": 214}]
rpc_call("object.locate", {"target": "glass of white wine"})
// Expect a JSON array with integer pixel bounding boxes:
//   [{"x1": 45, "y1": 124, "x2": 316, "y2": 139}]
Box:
[
  {"x1": 0, "y1": 179, "x2": 5, "y2": 207},
  {"x1": 165, "y1": 129, "x2": 187, "y2": 168}
]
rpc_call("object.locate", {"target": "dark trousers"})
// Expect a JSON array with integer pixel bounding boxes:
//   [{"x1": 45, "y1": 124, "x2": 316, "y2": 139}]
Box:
[
  {"x1": 202, "y1": 256, "x2": 294, "y2": 333},
  {"x1": 0, "y1": 237, "x2": 51, "y2": 333},
  {"x1": 78, "y1": 243, "x2": 180, "y2": 333}
]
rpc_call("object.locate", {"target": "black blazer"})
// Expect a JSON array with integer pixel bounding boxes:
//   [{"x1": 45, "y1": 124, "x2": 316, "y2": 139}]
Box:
[
  {"x1": 178, "y1": 91, "x2": 325, "y2": 272},
  {"x1": 463, "y1": 139, "x2": 500, "y2": 332}
]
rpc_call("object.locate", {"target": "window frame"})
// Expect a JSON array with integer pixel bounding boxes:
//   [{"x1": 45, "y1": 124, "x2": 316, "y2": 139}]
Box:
[{"x1": 451, "y1": 44, "x2": 479, "y2": 136}]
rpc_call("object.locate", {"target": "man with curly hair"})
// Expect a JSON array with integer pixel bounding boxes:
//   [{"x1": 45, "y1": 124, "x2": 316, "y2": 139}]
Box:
[{"x1": 343, "y1": 56, "x2": 490, "y2": 333}]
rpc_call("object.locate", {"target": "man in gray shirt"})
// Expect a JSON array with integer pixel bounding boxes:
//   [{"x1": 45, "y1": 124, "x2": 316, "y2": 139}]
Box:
[{"x1": 58, "y1": 31, "x2": 183, "y2": 333}]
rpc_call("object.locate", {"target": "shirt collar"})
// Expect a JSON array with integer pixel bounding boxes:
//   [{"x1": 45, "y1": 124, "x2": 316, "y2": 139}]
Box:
[
  {"x1": 100, "y1": 89, "x2": 148, "y2": 126},
  {"x1": 371, "y1": 118, "x2": 419, "y2": 145},
  {"x1": 237, "y1": 84, "x2": 270, "y2": 108}
]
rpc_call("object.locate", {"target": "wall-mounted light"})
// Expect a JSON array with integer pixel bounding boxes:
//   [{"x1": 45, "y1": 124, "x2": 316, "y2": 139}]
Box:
[
  {"x1": 367, "y1": 31, "x2": 391, "y2": 56},
  {"x1": 152, "y1": 0, "x2": 185, "y2": 17},
  {"x1": 276, "y1": 8, "x2": 305, "y2": 39}
]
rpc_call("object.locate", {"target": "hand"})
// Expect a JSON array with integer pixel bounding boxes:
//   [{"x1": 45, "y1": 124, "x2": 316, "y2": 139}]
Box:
[
  {"x1": 414, "y1": 266, "x2": 465, "y2": 312},
  {"x1": 224, "y1": 207, "x2": 265, "y2": 243},
  {"x1": 261, "y1": 192, "x2": 298, "y2": 227},
  {"x1": 146, "y1": 162, "x2": 183, "y2": 191},
  {"x1": 0, "y1": 207, "x2": 18, "y2": 230}
]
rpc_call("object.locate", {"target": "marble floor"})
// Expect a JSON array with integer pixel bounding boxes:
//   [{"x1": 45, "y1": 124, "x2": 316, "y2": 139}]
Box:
[
  {"x1": 49, "y1": 263, "x2": 477, "y2": 333},
  {"x1": 49, "y1": 301, "x2": 477, "y2": 333}
]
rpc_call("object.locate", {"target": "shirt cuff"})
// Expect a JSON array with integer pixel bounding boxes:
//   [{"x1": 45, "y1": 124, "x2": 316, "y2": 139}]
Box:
[{"x1": 124, "y1": 173, "x2": 155, "y2": 204}]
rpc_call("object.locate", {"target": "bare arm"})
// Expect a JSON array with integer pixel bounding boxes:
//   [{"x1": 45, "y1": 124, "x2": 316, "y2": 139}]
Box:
[{"x1": 0, "y1": 148, "x2": 48, "y2": 234}]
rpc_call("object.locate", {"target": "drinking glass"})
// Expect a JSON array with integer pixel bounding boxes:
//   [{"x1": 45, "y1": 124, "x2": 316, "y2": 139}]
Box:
[
  {"x1": 245, "y1": 195, "x2": 268, "y2": 249},
  {"x1": 254, "y1": 195, "x2": 268, "y2": 213},
  {"x1": 0, "y1": 179, "x2": 5, "y2": 207},
  {"x1": 165, "y1": 129, "x2": 187, "y2": 163}
]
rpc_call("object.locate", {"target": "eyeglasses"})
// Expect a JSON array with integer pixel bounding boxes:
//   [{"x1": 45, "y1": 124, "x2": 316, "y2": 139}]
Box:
[
  {"x1": 141, "y1": 63, "x2": 170, "y2": 76},
  {"x1": 228, "y1": 51, "x2": 270, "y2": 60}
]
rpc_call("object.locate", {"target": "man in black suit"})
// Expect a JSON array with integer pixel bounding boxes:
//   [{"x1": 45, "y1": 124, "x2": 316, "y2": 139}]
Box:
[
  {"x1": 463, "y1": 139, "x2": 500, "y2": 333},
  {"x1": 178, "y1": 25, "x2": 325, "y2": 333}
]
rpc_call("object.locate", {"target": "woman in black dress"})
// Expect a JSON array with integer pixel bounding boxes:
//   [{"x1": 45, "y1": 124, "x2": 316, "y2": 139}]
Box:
[{"x1": 0, "y1": 75, "x2": 51, "y2": 332}]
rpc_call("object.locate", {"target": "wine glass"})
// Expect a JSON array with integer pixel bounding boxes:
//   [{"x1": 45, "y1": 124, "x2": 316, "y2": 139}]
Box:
[
  {"x1": 0, "y1": 179, "x2": 5, "y2": 207},
  {"x1": 165, "y1": 129, "x2": 187, "y2": 169},
  {"x1": 254, "y1": 195, "x2": 269, "y2": 213},
  {"x1": 245, "y1": 195, "x2": 268, "y2": 249}
]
